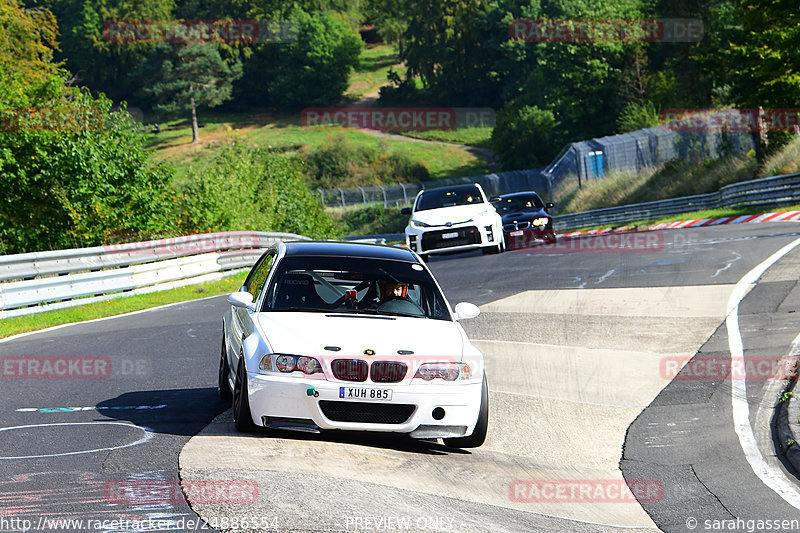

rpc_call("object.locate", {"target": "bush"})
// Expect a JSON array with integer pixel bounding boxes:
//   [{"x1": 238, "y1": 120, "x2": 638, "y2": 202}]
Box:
[
  {"x1": 302, "y1": 134, "x2": 429, "y2": 189},
  {"x1": 179, "y1": 141, "x2": 338, "y2": 239},
  {"x1": 491, "y1": 103, "x2": 559, "y2": 170},
  {"x1": 617, "y1": 101, "x2": 660, "y2": 133},
  {"x1": 0, "y1": 93, "x2": 176, "y2": 254},
  {"x1": 334, "y1": 206, "x2": 408, "y2": 236}
]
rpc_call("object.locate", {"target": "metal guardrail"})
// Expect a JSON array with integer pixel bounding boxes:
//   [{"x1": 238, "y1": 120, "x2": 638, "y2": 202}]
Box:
[
  {"x1": 554, "y1": 172, "x2": 800, "y2": 231},
  {"x1": 0, "y1": 231, "x2": 309, "y2": 318}
]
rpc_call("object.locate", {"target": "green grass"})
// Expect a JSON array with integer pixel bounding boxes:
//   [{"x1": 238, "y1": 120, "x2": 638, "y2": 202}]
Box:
[
  {"x1": 343, "y1": 44, "x2": 405, "y2": 100},
  {"x1": 145, "y1": 114, "x2": 487, "y2": 187},
  {"x1": 0, "y1": 272, "x2": 247, "y2": 339},
  {"x1": 398, "y1": 127, "x2": 494, "y2": 149}
]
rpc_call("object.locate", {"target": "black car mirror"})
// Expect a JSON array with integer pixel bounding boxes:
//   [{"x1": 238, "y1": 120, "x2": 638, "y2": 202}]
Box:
[
  {"x1": 401, "y1": 207, "x2": 412, "y2": 215},
  {"x1": 545, "y1": 202, "x2": 554, "y2": 210}
]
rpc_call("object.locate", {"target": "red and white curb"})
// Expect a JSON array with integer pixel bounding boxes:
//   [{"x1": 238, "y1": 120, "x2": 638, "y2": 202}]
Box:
[{"x1": 561, "y1": 210, "x2": 800, "y2": 238}]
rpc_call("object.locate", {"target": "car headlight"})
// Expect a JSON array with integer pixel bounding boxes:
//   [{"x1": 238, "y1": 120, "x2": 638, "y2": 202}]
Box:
[
  {"x1": 260, "y1": 354, "x2": 323, "y2": 375},
  {"x1": 532, "y1": 217, "x2": 549, "y2": 227},
  {"x1": 409, "y1": 218, "x2": 432, "y2": 229},
  {"x1": 414, "y1": 362, "x2": 472, "y2": 382}
]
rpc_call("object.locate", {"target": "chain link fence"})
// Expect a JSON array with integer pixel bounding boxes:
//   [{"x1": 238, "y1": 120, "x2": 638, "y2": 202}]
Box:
[
  {"x1": 544, "y1": 118, "x2": 756, "y2": 197},
  {"x1": 319, "y1": 110, "x2": 759, "y2": 210},
  {"x1": 317, "y1": 169, "x2": 548, "y2": 209}
]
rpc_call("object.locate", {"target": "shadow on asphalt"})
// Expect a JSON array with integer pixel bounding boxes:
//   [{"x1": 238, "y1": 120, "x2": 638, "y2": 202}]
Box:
[{"x1": 96, "y1": 387, "x2": 229, "y2": 437}]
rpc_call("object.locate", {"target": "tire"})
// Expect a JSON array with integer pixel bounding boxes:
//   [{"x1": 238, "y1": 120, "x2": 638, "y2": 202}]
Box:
[
  {"x1": 420, "y1": 254, "x2": 429, "y2": 262},
  {"x1": 232, "y1": 356, "x2": 256, "y2": 432},
  {"x1": 444, "y1": 375, "x2": 489, "y2": 448},
  {"x1": 218, "y1": 336, "x2": 232, "y2": 402}
]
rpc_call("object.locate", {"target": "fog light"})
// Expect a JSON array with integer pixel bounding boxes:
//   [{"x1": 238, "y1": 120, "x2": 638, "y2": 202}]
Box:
[{"x1": 432, "y1": 407, "x2": 445, "y2": 420}]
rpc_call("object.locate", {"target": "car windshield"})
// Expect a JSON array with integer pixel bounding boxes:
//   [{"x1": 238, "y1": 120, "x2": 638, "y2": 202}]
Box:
[
  {"x1": 415, "y1": 186, "x2": 483, "y2": 211},
  {"x1": 262, "y1": 256, "x2": 452, "y2": 320},
  {"x1": 495, "y1": 195, "x2": 545, "y2": 213}
]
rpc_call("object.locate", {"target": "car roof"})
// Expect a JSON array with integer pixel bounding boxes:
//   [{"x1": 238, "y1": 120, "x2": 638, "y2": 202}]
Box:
[
  {"x1": 498, "y1": 191, "x2": 543, "y2": 199},
  {"x1": 282, "y1": 241, "x2": 419, "y2": 262},
  {"x1": 420, "y1": 183, "x2": 482, "y2": 194}
]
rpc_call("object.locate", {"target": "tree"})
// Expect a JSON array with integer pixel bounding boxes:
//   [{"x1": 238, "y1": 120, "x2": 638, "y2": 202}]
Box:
[
  {"x1": 265, "y1": 9, "x2": 361, "y2": 109},
  {"x1": 491, "y1": 103, "x2": 558, "y2": 170},
  {"x1": 145, "y1": 42, "x2": 242, "y2": 142}
]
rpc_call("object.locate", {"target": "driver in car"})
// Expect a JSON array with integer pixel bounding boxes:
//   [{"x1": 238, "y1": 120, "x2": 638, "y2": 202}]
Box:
[{"x1": 377, "y1": 279, "x2": 409, "y2": 305}]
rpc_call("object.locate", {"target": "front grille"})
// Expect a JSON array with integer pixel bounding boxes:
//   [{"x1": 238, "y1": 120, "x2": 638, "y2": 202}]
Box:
[
  {"x1": 504, "y1": 221, "x2": 531, "y2": 231},
  {"x1": 332, "y1": 359, "x2": 368, "y2": 381},
  {"x1": 319, "y1": 401, "x2": 416, "y2": 424},
  {"x1": 370, "y1": 361, "x2": 408, "y2": 383},
  {"x1": 421, "y1": 226, "x2": 480, "y2": 251}
]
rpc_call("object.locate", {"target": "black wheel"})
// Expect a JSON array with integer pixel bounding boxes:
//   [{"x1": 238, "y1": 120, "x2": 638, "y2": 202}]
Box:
[
  {"x1": 218, "y1": 336, "x2": 232, "y2": 402},
  {"x1": 420, "y1": 254, "x2": 429, "y2": 262},
  {"x1": 444, "y1": 375, "x2": 489, "y2": 448},
  {"x1": 232, "y1": 356, "x2": 256, "y2": 432}
]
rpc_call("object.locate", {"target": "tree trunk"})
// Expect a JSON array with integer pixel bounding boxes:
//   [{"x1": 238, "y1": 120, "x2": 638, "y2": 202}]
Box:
[{"x1": 191, "y1": 96, "x2": 199, "y2": 143}]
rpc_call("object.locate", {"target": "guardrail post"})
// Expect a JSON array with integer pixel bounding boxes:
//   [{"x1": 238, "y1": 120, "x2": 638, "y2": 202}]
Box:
[
  {"x1": 400, "y1": 183, "x2": 408, "y2": 205},
  {"x1": 358, "y1": 186, "x2": 367, "y2": 207},
  {"x1": 317, "y1": 189, "x2": 325, "y2": 206},
  {"x1": 337, "y1": 188, "x2": 346, "y2": 208}
]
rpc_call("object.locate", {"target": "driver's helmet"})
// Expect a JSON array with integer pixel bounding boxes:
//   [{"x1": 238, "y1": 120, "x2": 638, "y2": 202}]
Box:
[{"x1": 379, "y1": 279, "x2": 407, "y2": 300}]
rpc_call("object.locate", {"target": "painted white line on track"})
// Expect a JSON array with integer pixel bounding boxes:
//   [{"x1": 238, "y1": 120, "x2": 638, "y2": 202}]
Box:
[
  {"x1": 727, "y1": 236, "x2": 800, "y2": 508},
  {"x1": 0, "y1": 421, "x2": 154, "y2": 459},
  {"x1": 471, "y1": 338, "x2": 664, "y2": 357}
]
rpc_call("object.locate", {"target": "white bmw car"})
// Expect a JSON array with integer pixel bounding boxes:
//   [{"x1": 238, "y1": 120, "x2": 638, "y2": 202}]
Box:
[
  {"x1": 220, "y1": 241, "x2": 488, "y2": 448},
  {"x1": 402, "y1": 183, "x2": 505, "y2": 260}
]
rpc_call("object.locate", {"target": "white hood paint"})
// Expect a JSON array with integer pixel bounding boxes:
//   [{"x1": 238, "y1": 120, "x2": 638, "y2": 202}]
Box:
[
  {"x1": 256, "y1": 312, "x2": 465, "y2": 361},
  {"x1": 412, "y1": 204, "x2": 497, "y2": 227}
]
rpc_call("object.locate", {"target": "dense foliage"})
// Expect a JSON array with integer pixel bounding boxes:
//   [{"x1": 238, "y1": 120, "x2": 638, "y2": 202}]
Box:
[{"x1": 179, "y1": 142, "x2": 338, "y2": 238}]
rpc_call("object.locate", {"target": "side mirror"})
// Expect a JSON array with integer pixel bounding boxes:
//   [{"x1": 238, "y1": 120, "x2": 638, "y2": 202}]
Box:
[
  {"x1": 454, "y1": 302, "x2": 480, "y2": 320},
  {"x1": 401, "y1": 207, "x2": 412, "y2": 215},
  {"x1": 228, "y1": 291, "x2": 256, "y2": 311},
  {"x1": 546, "y1": 202, "x2": 554, "y2": 210}
]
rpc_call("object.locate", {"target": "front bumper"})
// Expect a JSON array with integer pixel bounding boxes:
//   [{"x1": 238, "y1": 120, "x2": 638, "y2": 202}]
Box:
[
  {"x1": 247, "y1": 373, "x2": 483, "y2": 438},
  {"x1": 405, "y1": 223, "x2": 499, "y2": 255},
  {"x1": 505, "y1": 227, "x2": 556, "y2": 250}
]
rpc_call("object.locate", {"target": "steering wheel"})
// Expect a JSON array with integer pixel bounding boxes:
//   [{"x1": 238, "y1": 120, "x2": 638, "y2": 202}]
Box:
[{"x1": 376, "y1": 297, "x2": 425, "y2": 316}]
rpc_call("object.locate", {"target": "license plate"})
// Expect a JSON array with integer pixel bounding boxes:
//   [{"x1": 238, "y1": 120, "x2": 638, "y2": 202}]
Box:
[
  {"x1": 339, "y1": 387, "x2": 392, "y2": 401},
  {"x1": 441, "y1": 232, "x2": 459, "y2": 239},
  {"x1": 510, "y1": 230, "x2": 524, "y2": 236}
]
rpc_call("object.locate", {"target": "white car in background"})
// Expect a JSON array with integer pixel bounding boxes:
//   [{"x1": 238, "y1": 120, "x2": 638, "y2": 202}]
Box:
[
  {"x1": 220, "y1": 241, "x2": 489, "y2": 448},
  {"x1": 402, "y1": 183, "x2": 505, "y2": 260}
]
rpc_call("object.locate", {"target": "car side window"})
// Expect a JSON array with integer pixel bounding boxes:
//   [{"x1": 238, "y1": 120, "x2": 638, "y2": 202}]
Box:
[{"x1": 242, "y1": 251, "x2": 275, "y2": 298}]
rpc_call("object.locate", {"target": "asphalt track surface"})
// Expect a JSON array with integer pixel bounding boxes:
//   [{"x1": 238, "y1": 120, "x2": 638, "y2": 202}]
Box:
[{"x1": 1, "y1": 222, "x2": 800, "y2": 533}]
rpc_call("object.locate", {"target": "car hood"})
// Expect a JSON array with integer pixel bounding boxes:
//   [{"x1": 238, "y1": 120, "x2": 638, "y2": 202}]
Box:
[
  {"x1": 256, "y1": 312, "x2": 466, "y2": 361},
  {"x1": 500, "y1": 208, "x2": 550, "y2": 223},
  {"x1": 411, "y1": 204, "x2": 495, "y2": 227}
]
